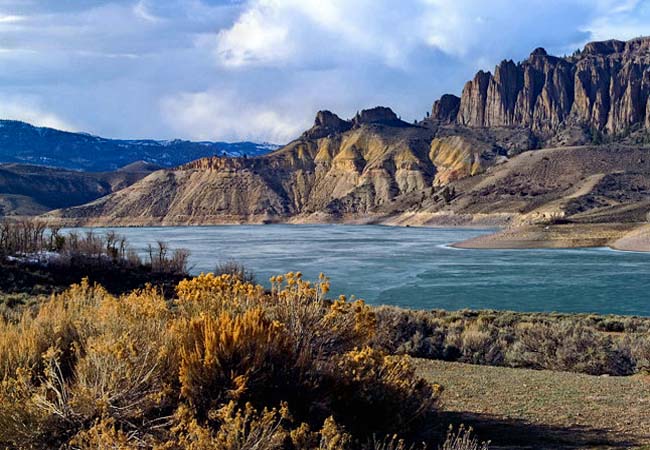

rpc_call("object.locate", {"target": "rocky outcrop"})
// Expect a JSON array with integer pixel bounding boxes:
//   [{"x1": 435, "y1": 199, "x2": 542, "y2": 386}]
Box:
[
  {"x1": 435, "y1": 37, "x2": 650, "y2": 136},
  {"x1": 429, "y1": 136, "x2": 501, "y2": 185},
  {"x1": 431, "y1": 94, "x2": 460, "y2": 123},
  {"x1": 302, "y1": 111, "x2": 352, "y2": 139},
  {"x1": 50, "y1": 37, "x2": 650, "y2": 227},
  {"x1": 352, "y1": 106, "x2": 403, "y2": 125}
]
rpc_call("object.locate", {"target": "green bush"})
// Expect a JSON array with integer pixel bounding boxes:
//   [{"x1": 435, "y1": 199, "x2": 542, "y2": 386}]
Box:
[{"x1": 372, "y1": 306, "x2": 646, "y2": 376}]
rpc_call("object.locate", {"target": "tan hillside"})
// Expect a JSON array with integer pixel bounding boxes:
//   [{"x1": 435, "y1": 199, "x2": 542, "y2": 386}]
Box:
[{"x1": 50, "y1": 37, "x2": 650, "y2": 234}]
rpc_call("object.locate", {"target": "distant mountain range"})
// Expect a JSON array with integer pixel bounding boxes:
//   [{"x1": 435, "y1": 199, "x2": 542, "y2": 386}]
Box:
[{"x1": 0, "y1": 120, "x2": 279, "y2": 172}]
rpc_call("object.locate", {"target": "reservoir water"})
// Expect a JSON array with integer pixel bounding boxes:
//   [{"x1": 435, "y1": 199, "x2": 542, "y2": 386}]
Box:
[{"x1": 75, "y1": 225, "x2": 650, "y2": 316}]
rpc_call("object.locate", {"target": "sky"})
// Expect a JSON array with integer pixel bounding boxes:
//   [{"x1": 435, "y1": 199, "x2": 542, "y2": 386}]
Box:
[{"x1": 0, "y1": 0, "x2": 648, "y2": 144}]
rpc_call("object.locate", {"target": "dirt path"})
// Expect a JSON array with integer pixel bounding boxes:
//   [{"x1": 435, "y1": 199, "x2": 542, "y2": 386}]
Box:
[{"x1": 415, "y1": 359, "x2": 650, "y2": 449}]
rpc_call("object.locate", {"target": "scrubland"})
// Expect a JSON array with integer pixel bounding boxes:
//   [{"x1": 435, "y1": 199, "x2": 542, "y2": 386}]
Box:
[
  {"x1": 2, "y1": 220, "x2": 649, "y2": 449},
  {"x1": 0, "y1": 273, "x2": 468, "y2": 449}
]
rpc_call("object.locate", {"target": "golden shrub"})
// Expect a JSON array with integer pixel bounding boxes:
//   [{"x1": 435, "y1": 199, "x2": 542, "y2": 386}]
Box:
[
  {"x1": 73, "y1": 284, "x2": 177, "y2": 421},
  {"x1": 175, "y1": 273, "x2": 265, "y2": 317},
  {"x1": 177, "y1": 307, "x2": 294, "y2": 415},
  {"x1": 167, "y1": 402, "x2": 288, "y2": 450},
  {"x1": 0, "y1": 278, "x2": 106, "y2": 382},
  {"x1": 317, "y1": 416, "x2": 354, "y2": 450},
  {"x1": 0, "y1": 272, "x2": 445, "y2": 449},
  {"x1": 268, "y1": 273, "x2": 376, "y2": 362},
  {"x1": 331, "y1": 347, "x2": 440, "y2": 435},
  {"x1": 68, "y1": 418, "x2": 142, "y2": 450}
]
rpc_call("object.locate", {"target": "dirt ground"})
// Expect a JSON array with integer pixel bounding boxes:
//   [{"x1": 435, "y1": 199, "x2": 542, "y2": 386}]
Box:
[{"x1": 415, "y1": 358, "x2": 650, "y2": 449}]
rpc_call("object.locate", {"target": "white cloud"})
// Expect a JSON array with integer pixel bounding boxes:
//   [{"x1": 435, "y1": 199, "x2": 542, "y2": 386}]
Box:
[
  {"x1": 215, "y1": 2, "x2": 292, "y2": 67},
  {"x1": 0, "y1": 14, "x2": 23, "y2": 23},
  {"x1": 133, "y1": 0, "x2": 162, "y2": 23},
  {"x1": 160, "y1": 90, "x2": 306, "y2": 143},
  {"x1": 212, "y1": 0, "x2": 429, "y2": 69},
  {"x1": 0, "y1": 97, "x2": 76, "y2": 130},
  {"x1": 582, "y1": 0, "x2": 650, "y2": 42},
  {"x1": 212, "y1": 0, "x2": 650, "y2": 72}
]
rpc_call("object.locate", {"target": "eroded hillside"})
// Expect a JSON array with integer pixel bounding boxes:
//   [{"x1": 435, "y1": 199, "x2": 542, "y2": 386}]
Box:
[{"x1": 51, "y1": 37, "x2": 650, "y2": 227}]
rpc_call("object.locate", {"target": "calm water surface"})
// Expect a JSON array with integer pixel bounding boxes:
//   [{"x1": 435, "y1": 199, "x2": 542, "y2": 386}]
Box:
[{"x1": 74, "y1": 225, "x2": 650, "y2": 316}]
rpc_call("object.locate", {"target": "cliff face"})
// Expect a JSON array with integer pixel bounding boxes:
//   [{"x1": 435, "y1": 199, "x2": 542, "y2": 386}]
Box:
[
  {"x1": 52, "y1": 37, "x2": 650, "y2": 226},
  {"x1": 429, "y1": 136, "x2": 501, "y2": 185},
  {"x1": 436, "y1": 38, "x2": 650, "y2": 136}
]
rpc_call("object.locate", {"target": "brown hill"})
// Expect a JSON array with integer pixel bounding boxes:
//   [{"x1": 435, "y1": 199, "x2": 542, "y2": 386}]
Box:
[
  {"x1": 51, "y1": 37, "x2": 650, "y2": 230},
  {"x1": 0, "y1": 162, "x2": 158, "y2": 216}
]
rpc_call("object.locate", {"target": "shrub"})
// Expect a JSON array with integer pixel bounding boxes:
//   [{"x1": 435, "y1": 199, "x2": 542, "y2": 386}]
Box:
[
  {"x1": 328, "y1": 347, "x2": 440, "y2": 436},
  {"x1": 372, "y1": 306, "x2": 647, "y2": 376},
  {"x1": 215, "y1": 260, "x2": 256, "y2": 284},
  {"x1": 0, "y1": 218, "x2": 190, "y2": 276},
  {"x1": 621, "y1": 334, "x2": 650, "y2": 372},
  {"x1": 505, "y1": 321, "x2": 634, "y2": 375},
  {"x1": 0, "y1": 273, "x2": 445, "y2": 449},
  {"x1": 440, "y1": 426, "x2": 489, "y2": 450},
  {"x1": 176, "y1": 308, "x2": 295, "y2": 417}
]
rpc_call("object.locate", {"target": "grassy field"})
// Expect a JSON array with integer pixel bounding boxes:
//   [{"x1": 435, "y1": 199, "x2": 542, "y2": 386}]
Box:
[{"x1": 416, "y1": 359, "x2": 650, "y2": 449}]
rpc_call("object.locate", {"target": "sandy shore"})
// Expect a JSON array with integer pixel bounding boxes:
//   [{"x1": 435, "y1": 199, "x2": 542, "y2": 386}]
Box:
[
  {"x1": 452, "y1": 222, "x2": 650, "y2": 251},
  {"x1": 610, "y1": 223, "x2": 650, "y2": 252}
]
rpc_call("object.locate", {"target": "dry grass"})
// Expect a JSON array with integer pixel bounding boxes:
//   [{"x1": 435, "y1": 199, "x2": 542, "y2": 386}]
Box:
[{"x1": 415, "y1": 358, "x2": 650, "y2": 449}]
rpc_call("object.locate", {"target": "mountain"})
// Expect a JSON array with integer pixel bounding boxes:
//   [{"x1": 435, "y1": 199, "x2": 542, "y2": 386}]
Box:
[
  {"x1": 0, "y1": 162, "x2": 159, "y2": 216},
  {"x1": 50, "y1": 108, "x2": 441, "y2": 225},
  {"x1": 430, "y1": 37, "x2": 650, "y2": 145},
  {"x1": 0, "y1": 120, "x2": 278, "y2": 172},
  {"x1": 51, "y1": 37, "x2": 650, "y2": 234}
]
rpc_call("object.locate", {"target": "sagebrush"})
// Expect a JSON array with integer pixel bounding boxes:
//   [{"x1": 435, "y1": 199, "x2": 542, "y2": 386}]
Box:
[{"x1": 0, "y1": 272, "x2": 443, "y2": 449}]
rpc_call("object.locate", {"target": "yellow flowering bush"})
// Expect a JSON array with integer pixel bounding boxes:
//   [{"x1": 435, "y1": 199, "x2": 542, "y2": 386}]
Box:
[
  {"x1": 0, "y1": 273, "x2": 442, "y2": 449},
  {"x1": 177, "y1": 308, "x2": 294, "y2": 417},
  {"x1": 329, "y1": 347, "x2": 440, "y2": 436}
]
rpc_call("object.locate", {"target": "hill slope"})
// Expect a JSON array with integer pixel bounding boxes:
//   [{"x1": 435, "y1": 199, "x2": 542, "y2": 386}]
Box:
[
  {"x1": 0, "y1": 120, "x2": 278, "y2": 172},
  {"x1": 52, "y1": 37, "x2": 650, "y2": 232},
  {"x1": 0, "y1": 162, "x2": 159, "y2": 216}
]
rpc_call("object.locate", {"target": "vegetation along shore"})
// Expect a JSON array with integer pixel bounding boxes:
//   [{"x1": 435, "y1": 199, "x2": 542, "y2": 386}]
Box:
[{"x1": 1, "y1": 220, "x2": 650, "y2": 449}]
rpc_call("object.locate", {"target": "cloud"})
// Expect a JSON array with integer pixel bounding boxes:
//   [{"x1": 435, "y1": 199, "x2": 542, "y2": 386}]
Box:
[
  {"x1": 0, "y1": 97, "x2": 75, "y2": 130},
  {"x1": 215, "y1": 2, "x2": 293, "y2": 67},
  {"x1": 212, "y1": 0, "x2": 430, "y2": 69},
  {"x1": 160, "y1": 90, "x2": 306, "y2": 143},
  {"x1": 133, "y1": 0, "x2": 162, "y2": 23},
  {"x1": 0, "y1": 14, "x2": 23, "y2": 23},
  {"x1": 584, "y1": 0, "x2": 650, "y2": 42},
  {"x1": 211, "y1": 0, "x2": 610, "y2": 71},
  {"x1": 0, "y1": 0, "x2": 650, "y2": 144}
]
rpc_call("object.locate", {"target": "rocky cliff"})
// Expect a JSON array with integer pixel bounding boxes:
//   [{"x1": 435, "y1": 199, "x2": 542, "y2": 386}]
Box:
[
  {"x1": 51, "y1": 37, "x2": 650, "y2": 227},
  {"x1": 433, "y1": 37, "x2": 650, "y2": 138}
]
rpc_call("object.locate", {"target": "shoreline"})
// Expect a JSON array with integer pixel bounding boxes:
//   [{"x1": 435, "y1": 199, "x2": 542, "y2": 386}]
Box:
[
  {"x1": 36, "y1": 211, "x2": 650, "y2": 252},
  {"x1": 450, "y1": 222, "x2": 650, "y2": 253}
]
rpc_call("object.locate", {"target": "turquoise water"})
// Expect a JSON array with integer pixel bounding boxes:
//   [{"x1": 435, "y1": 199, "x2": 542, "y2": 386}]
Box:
[{"x1": 75, "y1": 225, "x2": 650, "y2": 316}]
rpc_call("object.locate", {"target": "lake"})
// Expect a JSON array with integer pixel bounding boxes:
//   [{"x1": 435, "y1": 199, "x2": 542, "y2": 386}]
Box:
[{"x1": 74, "y1": 225, "x2": 650, "y2": 316}]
